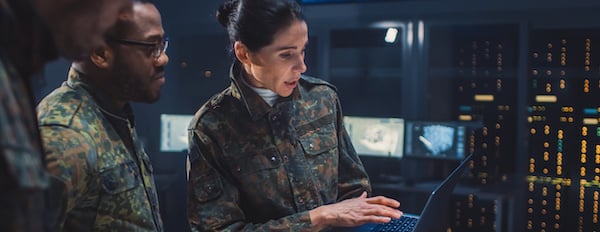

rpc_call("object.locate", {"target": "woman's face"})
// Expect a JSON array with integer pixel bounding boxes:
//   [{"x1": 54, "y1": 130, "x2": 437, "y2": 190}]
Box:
[{"x1": 240, "y1": 20, "x2": 308, "y2": 97}]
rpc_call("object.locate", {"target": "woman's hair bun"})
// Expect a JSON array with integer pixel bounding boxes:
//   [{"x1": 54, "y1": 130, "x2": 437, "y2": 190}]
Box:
[{"x1": 216, "y1": 0, "x2": 239, "y2": 28}]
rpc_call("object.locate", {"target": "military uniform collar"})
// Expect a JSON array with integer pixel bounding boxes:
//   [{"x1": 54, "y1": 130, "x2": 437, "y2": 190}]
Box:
[
  {"x1": 66, "y1": 68, "x2": 135, "y2": 125},
  {"x1": 229, "y1": 61, "x2": 301, "y2": 121}
]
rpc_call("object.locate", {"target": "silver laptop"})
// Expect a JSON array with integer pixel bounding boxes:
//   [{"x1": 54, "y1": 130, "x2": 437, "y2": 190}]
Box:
[{"x1": 334, "y1": 154, "x2": 472, "y2": 232}]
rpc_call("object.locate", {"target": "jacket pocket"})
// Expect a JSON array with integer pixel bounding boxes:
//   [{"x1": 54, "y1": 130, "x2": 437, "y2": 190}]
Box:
[
  {"x1": 100, "y1": 161, "x2": 140, "y2": 194},
  {"x1": 192, "y1": 168, "x2": 222, "y2": 203},
  {"x1": 298, "y1": 122, "x2": 338, "y2": 156}
]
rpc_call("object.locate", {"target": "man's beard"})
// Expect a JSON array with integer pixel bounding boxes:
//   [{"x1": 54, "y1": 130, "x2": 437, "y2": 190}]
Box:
[
  {"x1": 111, "y1": 61, "x2": 134, "y2": 101},
  {"x1": 110, "y1": 54, "x2": 161, "y2": 103}
]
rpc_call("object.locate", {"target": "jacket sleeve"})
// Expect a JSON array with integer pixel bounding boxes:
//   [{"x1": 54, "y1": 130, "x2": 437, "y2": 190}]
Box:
[
  {"x1": 187, "y1": 129, "x2": 315, "y2": 232},
  {"x1": 334, "y1": 96, "x2": 372, "y2": 201},
  {"x1": 40, "y1": 125, "x2": 94, "y2": 231}
]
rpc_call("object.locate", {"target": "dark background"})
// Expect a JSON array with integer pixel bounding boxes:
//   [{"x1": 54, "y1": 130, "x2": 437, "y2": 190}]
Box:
[{"x1": 33, "y1": 1, "x2": 600, "y2": 231}]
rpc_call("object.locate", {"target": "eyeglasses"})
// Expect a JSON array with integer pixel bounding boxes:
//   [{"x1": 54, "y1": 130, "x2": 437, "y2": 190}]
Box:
[{"x1": 109, "y1": 37, "x2": 169, "y2": 59}]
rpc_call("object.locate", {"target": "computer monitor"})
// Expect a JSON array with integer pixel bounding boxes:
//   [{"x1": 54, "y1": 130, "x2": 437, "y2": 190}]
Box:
[
  {"x1": 404, "y1": 121, "x2": 470, "y2": 160},
  {"x1": 343, "y1": 116, "x2": 405, "y2": 158},
  {"x1": 160, "y1": 114, "x2": 194, "y2": 152}
]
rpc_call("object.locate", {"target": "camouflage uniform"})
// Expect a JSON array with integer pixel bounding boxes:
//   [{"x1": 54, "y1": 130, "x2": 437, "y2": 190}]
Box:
[
  {"x1": 0, "y1": 1, "x2": 50, "y2": 231},
  {"x1": 37, "y1": 68, "x2": 163, "y2": 231},
  {"x1": 187, "y1": 62, "x2": 371, "y2": 231},
  {"x1": 0, "y1": 57, "x2": 49, "y2": 232}
]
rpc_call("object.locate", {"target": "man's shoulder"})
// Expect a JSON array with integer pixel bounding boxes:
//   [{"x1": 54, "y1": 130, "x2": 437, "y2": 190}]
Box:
[{"x1": 37, "y1": 86, "x2": 95, "y2": 128}]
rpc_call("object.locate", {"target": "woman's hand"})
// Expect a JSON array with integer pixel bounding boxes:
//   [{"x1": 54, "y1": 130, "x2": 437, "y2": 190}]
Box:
[{"x1": 309, "y1": 192, "x2": 403, "y2": 230}]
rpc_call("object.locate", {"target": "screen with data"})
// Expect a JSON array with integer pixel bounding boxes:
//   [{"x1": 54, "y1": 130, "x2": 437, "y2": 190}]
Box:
[
  {"x1": 343, "y1": 116, "x2": 405, "y2": 158},
  {"x1": 404, "y1": 121, "x2": 468, "y2": 160}
]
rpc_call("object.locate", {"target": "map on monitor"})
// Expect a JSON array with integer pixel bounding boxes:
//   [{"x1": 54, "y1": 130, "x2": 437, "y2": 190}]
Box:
[{"x1": 343, "y1": 116, "x2": 405, "y2": 158}]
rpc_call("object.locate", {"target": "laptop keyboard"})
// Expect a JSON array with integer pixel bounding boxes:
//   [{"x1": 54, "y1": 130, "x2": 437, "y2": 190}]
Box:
[{"x1": 372, "y1": 216, "x2": 419, "y2": 232}]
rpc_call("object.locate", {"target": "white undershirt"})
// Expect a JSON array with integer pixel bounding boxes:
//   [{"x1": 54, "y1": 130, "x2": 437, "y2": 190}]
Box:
[{"x1": 241, "y1": 76, "x2": 279, "y2": 107}]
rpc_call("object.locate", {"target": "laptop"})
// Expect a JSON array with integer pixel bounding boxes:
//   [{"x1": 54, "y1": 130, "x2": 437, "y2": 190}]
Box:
[{"x1": 334, "y1": 154, "x2": 473, "y2": 232}]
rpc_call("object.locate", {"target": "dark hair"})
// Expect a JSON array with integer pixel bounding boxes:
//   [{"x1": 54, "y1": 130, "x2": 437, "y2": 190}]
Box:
[
  {"x1": 216, "y1": 0, "x2": 305, "y2": 52},
  {"x1": 105, "y1": 0, "x2": 156, "y2": 38}
]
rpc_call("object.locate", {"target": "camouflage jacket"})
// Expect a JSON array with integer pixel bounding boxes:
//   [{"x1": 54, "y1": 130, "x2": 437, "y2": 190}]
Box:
[
  {"x1": 0, "y1": 56, "x2": 48, "y2": 189},
  {"x1": 187, "y1": 62, "x2": 371, "y2": 231},
  {"x1": 37, "y1": 68, "x2": 163, "y2": 231}
]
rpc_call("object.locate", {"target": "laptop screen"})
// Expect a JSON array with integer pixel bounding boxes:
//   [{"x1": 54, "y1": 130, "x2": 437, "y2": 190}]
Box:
[{"x1": 413, "y1": 153, "x2": 473, "y2": 231}]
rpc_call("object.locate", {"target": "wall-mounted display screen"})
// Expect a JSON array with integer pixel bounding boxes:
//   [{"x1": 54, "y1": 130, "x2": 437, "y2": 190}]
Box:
[
  {"x1": 344, "y1": 116, "x2": 405, "y2": 158},
  {"x1": 404, "y1": 121, "x2": 469, "y2": 160},
  {"x1": 160, "y1": 114, "x2": 194, "y2": 152}
]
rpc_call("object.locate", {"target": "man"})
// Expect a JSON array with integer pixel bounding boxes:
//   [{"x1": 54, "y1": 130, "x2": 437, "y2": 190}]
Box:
[
  {"x1": 0, "y1": 0, "x2": 132, "y2": 231},
  {"x1": 36, "y1": 1, "x2": 168, "y2": 231}
]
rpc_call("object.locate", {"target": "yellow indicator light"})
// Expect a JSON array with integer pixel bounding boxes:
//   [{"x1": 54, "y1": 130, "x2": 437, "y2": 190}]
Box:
[
  {"x1": 583, "y1": 118, "x2": 599, "y2": 125},
  {"x1": 536, "y1": 95, "x2": 558, "y2": 103},
  {"x1": 474, "y1": 94, "x2": 494, "y2": 102}
]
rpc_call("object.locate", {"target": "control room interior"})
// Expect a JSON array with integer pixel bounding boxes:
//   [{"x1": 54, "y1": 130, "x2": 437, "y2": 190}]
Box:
[{"x1": 34, "y1": 0, "x2": 600, "y2": 231}]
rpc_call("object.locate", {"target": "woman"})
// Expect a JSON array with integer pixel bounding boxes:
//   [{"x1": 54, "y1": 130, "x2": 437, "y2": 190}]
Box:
[{"x1": 187, "y1": 0, "x2": 402, "y2": 231}]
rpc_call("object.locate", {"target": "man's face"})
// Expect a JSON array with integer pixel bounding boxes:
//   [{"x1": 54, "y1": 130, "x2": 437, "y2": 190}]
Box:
[
  {"x1": 109, "y1": 3, "x2": 168, "y2": 104},
  {"x1": 31, "y1": 0, "x2": 133, "y2": 59}
]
